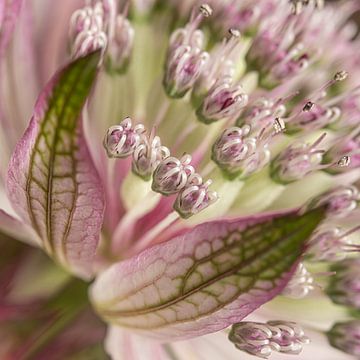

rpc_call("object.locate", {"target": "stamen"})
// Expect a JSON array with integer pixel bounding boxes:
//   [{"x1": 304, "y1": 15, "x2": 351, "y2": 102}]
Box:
[
  {"x1": 303, "y1": 101, "x2": 314, "y2": 112},
  {"x1": 337, "y1": 155, "x2": 351, "y2": 167},
  {"x1": 273, "y1": 117, "x2": 286, "y2": 134},
  {"x1": 229, "y1": 320, "x2": 309, "y2": 358},
  {"x1": 282, "y1": 262, "x2": 315, "y2": 299},
  {"x1": 199, "y1": 3, "x2": 213, "y2": 17},
  {"x1": 334, "y1": 70, "x2": 349, "y2": 82}
]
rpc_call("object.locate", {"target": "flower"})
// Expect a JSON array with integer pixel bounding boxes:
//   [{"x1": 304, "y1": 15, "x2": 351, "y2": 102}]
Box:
[{"x1": 0, "y1": 0, "x2": 360, "y2": 359}]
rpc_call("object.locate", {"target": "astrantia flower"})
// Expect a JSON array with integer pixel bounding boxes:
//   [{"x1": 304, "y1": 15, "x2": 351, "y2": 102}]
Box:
[{"x1": 0, "y1": 0, "x2": 360, "y2": 359}]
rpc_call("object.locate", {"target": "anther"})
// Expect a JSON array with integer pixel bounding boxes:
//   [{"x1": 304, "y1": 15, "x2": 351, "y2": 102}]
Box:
[
  {"x1": 303, "y1": 101, "x2": 314, "y2": 112},
  {"x1": 337, "y1": 155, "x2": 351, "y2": 167},
  {"x1": 334, "y1": 71, "x2": 349, "y2": 82},
  {"x1": 199, "y1": 4, "x2": 213, "y2": 17},
  {"x1": 273, "y1": 117, "x2": 286, "y2": 134}
]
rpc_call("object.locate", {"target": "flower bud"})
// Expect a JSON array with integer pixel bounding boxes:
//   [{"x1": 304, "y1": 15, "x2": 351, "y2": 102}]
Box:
[
  {"x1": 282, "y1": 262, "x2": 315, "y2": 299},
  {"x1": 106, "y1": 15, "x2": 134, "y2": 73},
  {"x1": 324, "y1": 129, "x2": 360, "y2": 173},
  {"x1": 174, "y1": 174, "x2": 218, "y2": 218},
  {"x1": 327, "y1": 320, "x2": 360, "y2": 357},
  {"x1": 70, "y1": 2, "x2": 108, "y2": 59},
  {"x1": 164, "y1": 45, "x2": 209, "y2": 98},
  {"x1": 163, "y1": 5, "x2": 211, "y2": 98},
  {"x1": 212, "y1": 125, "x2": 271, "y2": 179},
  {"x1": 308, "y1": 225, "x2": 360, "y2": 262},
  {"x1": 237, "y1": 97, "x2": 286, "y2": 130},
  {"x1": 308, "y1": 186, "x2": 359, "y2": 218},
  {"x1": 270, "y1": 133, "x2": 326, "y2": 184},
  {"x1": 132, "y1": 135, "x2": 170, "y2": 180},
  {"x1": 229, "y1": 320, "x2": 309, "y2": 358},
  {"x1": 326, "y1": 258, "x2": 360, "y2": 309},
  {"x1": 103, "y1": 118, "x2": 145, "y2": 158},
  {"x1": 196, "y1": 77, "x2": 248, "y2": 124},
  {"x1": 289, "y1": 103, "x2": 341, "y2": 133},
  {"x1": 246, "y1": 16, "x2": 311, "y2": 87},
  {"x1": 192, "y1": 28, "x2": 241, "y2": 102},
  {"x1": 152, "y1": 154, "x2": 194, "y2": 195}
]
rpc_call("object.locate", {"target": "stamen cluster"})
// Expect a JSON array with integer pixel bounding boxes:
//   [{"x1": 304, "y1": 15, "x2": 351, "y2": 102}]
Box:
[
  {"x1": 229, "y1": 321, "x2": 310, "y2": 358},
  {"x1": 104, "y1": 118, "x2": 217, "y2": 218}
]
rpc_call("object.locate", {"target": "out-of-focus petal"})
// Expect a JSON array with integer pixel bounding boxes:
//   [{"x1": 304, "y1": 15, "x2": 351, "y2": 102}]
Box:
[
  {"x1": 6, "y1": 51, "x2": 105, "y2": 279},
  {"x1": 0, "y1": 209, "x2": 39, "y2": 246},
  {"x1": 0, "y1": 0, "x2": 22, "y2": 57},
  {"x1": 91, "y1": 207, "x2": 324, "y2": 341},
  {"x1": 105, "y1": 326, "x2": 169, "y2": 360}
]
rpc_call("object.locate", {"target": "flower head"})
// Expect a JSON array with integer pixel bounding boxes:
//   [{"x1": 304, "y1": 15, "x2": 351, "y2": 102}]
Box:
[{"x1": 0, "y1": 0, "x2": 360, "y2": 359}]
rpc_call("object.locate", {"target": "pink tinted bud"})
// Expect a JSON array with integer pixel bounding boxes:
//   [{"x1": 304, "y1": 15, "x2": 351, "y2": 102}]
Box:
[
  {"x1": 327, "y1": 320, "x2": 360, "y2": 357},
  {"x1": 193, "y1": 29, "x2": 241, "y2": 100},
  {"x1": 72, "y1": 30, "x2": 107, "y2": 58},
  {"x1": 70, "y1": 4, "x2": 104, "y2": 43},
  {"x1": 70, "y1": 2, "x2": 108, "y2": 59},
  {"x1": 174, "y1": 174, "x2": 218, "y2": 218},
  {"x1": 106, "y1": 14, "x2": 134, "y2": 73},
  {"x1": 327, "y1": 258, "x2": 360, "y2": 309},
  {"x1": 325, "y1": 129, "x2": 360, "y2": 173},
  {"x1": 282, "y1": 263, "x2": 315, "y2": 299},
  {"x1": 152, "y1": 154, "x2": 194, "y2": 195},
  {"x1": 132, "y1": 135, "x2": 170, "y2": 180},
  {"x1": 103, "y1": 118, "x2": 145, "y2": 158},
  {"x1": 289, "y1": 103, "x2": 341, "y2": 132},
  {"x1": 270, "y1": 133, "x2": 327, "y2": 184},
  {"x1": 164, "y1": 45, "x2": 209, "y2": 98},
  {"x1": 247, "y1": 18, "x2": 311, "y2": 87},
  {"x1": 163, "y1": 5, "x2": 211, "y2": 98},
  {"x1": 212, "y1": 125, "x2": 271, "y2": 179},
  {"x1": 308, "y1": 225, "x2": 360, "y2": 262},
  {"x1": 309, "y1": 186, "x2": 359, "y2": 218},
  {"x1": 196, "y1": 77, "x2": 248, "y2": 124},
  {"x1": 238, "y1": 97, "x2": 286, "y2": 130},
  {"x1": 229, "y1": 320, "x2": 309, "y2": 358}
]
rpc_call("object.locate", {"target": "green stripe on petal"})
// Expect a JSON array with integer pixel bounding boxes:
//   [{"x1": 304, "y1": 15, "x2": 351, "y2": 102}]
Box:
[
  {"x1": 90, "y1": 207, "x2": 324, "y2": 341},
  {"x1": 7, "y1": 51, "x2": 105, "y2": 279}
]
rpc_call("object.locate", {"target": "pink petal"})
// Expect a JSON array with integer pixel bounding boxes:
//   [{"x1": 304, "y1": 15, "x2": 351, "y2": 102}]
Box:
[
  {"x1": 0, "y1": 209, "x2": 39, "y2": 246},
  {"x1": 0, "y1": 0, "x2": 22, "y2": 57},
  {"x1": 91, "y1": 207, "x2": 324, "y2": 341},
  {"x1": 6, "y1": 52, "x2": 105, "y2": 279},
  {"x1": 105, "y1": 326, "x2": 169, "y2": 360}
]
